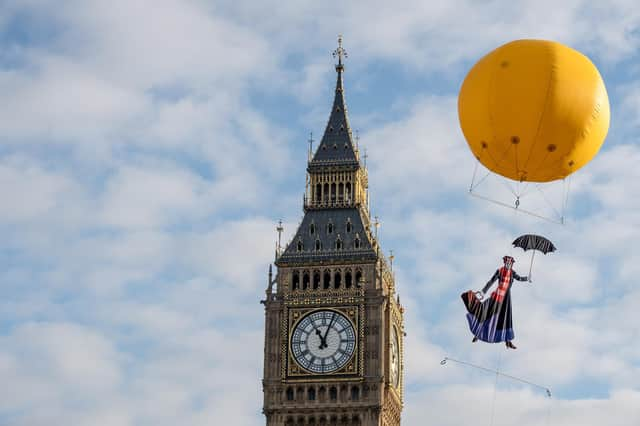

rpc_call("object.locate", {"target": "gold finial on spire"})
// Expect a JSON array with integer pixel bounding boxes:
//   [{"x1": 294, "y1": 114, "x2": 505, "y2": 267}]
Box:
[{"x1": 333, "y1": 35, "x2": 348, "y2": 69}]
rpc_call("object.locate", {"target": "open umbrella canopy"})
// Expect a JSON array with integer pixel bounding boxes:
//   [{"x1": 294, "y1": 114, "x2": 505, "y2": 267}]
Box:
[{"x1": 512, "y1": 234, "x2": 556, "y2": 254}]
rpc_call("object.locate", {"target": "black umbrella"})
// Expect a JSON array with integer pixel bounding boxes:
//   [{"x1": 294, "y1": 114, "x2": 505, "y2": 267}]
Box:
[
  {"x1": 512, "y1": 234, "x2": 556, "y2": 254},
  {"x1": 512, "y1": 234, "x2": 556, "y2": 278}
]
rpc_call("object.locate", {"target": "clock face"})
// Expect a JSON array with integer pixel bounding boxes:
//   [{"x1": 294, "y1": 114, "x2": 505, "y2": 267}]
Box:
[
  {"x1": 390, "y1": 326, "x2": 400, "y2": 388},
  {"x1": 290, "y1": 310, "x2": 356, "y2": 374}
]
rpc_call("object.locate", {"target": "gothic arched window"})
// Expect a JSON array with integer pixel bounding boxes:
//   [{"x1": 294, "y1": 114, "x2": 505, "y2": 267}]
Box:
[
  {"x1": 307, "y1": 387, "x2": 316, "y2": 401},
  {"x1": 346, "y1": 220, "x2": 352, "y2": 233},
  {"x1": 318, "y1": 386, "x2": 326, "y2": 402},
  {"x1": 286, "y1": 387, "x2": 294, "y2": 401},
  {"x1": 297, "y1": 240, "x2": 303, "y2": 252},
  {"x1": 292, "y1": 271, "x2": 300, "y2": 290},
  {"x1": 313, "y1": 270, "x2": 321, "y2": 289},
  {"x1": 310, "y1": 223, "x2": 315, "y2": 235},
  {"x1": 323, "y1": 271, "x2": 331, "y2": 289},
  {"x1": 336, "y1": 237, "x2": 343, "y2": 250},
  {"x1": 329, "y1": 387, "x2": 337, "y2": 401},
  {"x1": 355, "y1": 269, "x2": 362, "y2": 287},
  {"x1": 327, "y1": 222, "x2": 333, "y2": 234},
  {"x1": 315, "y1": 239, "x2": 322, "y2": 251},
  {"x1": 345, "y1": 271, "x2": 352, "y2": 288},
  {"x1": 334, "y1": 271, "x2": 342, "y2": 289},
  {"x1": 302, "y1": 272, "x2": 310, "y2": 290},
  {"x1": 351, "y1": 386, "x2": 360, "y2": 401}
]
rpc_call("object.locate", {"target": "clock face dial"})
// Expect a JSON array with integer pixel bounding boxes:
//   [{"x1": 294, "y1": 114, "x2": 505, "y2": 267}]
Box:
[
  {"x1": 290, "y1": 310, "x2": 356, "y2": 374},
  {"x1": 390, "y1": 326, "x2": 400, "y2": 388}
]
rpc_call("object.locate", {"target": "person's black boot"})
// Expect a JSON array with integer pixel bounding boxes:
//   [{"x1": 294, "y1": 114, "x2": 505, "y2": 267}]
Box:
[{"x1": 506, "y1": 341, "x2": 517, "y2": 349}]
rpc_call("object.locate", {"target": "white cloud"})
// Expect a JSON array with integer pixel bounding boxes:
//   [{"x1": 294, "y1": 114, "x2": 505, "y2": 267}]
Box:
[
  {"x1": 100, "y1": 164, "x2": 210, "y2": 229},
  {"x1": 0, "y1": 322, "x2": 122, "y2": 411}
]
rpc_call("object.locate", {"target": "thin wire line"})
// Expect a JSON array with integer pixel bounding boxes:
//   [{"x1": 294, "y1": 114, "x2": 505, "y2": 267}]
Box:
[
  {"x1": 534, "y1": 184, "x2": 562, "y2": 222},
  {"x1": 470, "y1": 169, "x2": 493, "y2": 192},
  {"x1": 440, "y1": 356, "x2": 553, "y2": 397},
  {"x1": 470, "y1": 160, "x2": 481, "y2": 192},
  {"x1": 562, "y1": 177, "x2": 572, "y2": 224}
]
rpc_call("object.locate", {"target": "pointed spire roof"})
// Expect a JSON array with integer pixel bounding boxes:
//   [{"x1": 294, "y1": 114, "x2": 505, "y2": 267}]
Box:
[{"x1": 309, "y1": 36, "x2": 359, "y2": 168}]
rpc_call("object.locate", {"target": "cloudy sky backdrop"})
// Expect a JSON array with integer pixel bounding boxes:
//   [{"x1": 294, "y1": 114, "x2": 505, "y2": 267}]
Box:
[{"x1": 1, "y1": 1, "x2": 639, "y2": 425}]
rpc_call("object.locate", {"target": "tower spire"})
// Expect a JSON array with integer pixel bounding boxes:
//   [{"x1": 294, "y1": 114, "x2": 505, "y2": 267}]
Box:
[{"x1": 309, "y1": 36, "x2": 358, "y2": 166}]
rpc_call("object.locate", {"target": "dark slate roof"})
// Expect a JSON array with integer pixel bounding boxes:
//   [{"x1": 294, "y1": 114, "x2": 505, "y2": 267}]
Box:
[
  {"x1": 309, "y1": 65, "x2": 359, "y2": 168},
  {"x1": 276, "y1": 207, "x2": 377, "y2": 266}
]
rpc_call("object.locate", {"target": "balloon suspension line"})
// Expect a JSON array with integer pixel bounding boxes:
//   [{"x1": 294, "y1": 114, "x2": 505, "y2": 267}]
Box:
[
  {"x1": 467, "y1": 157, "x2": 565, "y2": 225},
  {"x1": 561, "y1": 177, "x2": 572, "y2": 225},
  {"x1": 440, "y1": 357, "x2": 552, "y2": 397},
  {"x1": 470, "y1": 160, "x2": 480, "y2": 193}
]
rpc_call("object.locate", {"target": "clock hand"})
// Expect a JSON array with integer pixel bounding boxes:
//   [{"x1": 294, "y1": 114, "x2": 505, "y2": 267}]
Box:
[
  {"x1": 315, "y1": 328, "x2": 325, "y2": 350},
  {"x1": 321, "y1": 313, "x2": 336, "y2": 349}
]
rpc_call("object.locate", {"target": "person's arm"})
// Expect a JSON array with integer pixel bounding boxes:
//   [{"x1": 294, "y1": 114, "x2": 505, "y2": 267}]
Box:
[
  {"x1": 482, "y1": 270, "x2": 500, "y2": 294},
  {"x1": 513, "y1": 271, "x2": 529, "y2": 282}
]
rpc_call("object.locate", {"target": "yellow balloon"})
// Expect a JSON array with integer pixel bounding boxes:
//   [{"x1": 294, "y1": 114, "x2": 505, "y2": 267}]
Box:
[{"x1": 458, "y1": 39, "x2": 610, "y2": 183}]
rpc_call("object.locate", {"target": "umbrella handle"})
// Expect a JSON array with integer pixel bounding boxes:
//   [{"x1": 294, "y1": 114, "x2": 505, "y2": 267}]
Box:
[
  {"x1": 528, "y1": 250, "x2": 536, "y2": 279},
  {"x1": 475, "y1": 291, "x2": 484, "y2": 301}
]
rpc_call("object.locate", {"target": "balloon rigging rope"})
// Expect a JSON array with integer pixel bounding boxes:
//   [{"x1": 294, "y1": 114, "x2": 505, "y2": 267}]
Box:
[
  {"x1": 501, "y1": 179, "x2": 519, "y2": 198},
  {"x1": 525, "y1": 149, "x2": 553, "y2": 179},
  {"x1": 484, "y1": 139, "x2": 515, "y2": 173},
  {"x1": 470, "y1": 160, "x2": 481, "y2": 192},
  {"x1": 523, "y1": 57, "x2": 556, "y2": 170},
  {"x1": 468, "y1": 143, "x2": 568, "y2": 224},
  {"x1": 535, "y1": 184, "x2": 563, "y2": 222},
  {"x1": 470, "y1": 169, "x2": 492, "y2": 192},
  {"x1": 470, "y1": 141, "x2": 510, "y2": 192},
  {"x1": 561, "y1": 177, "x2": 572, "y2": 223}
]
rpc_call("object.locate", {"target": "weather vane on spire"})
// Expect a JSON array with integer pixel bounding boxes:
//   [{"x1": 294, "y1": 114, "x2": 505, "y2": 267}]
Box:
[{"x1": 333, "y1": 35, "x2": 348, "y2": 68}]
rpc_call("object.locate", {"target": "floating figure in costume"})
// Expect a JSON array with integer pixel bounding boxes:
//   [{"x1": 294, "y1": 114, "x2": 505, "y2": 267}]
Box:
[{"x1": 461, "y1": 256, "x2": 530, "y2": 349}]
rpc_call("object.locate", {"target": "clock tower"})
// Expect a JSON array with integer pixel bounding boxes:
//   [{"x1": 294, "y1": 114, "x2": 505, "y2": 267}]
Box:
[{"x1": 262, "y1": 38, "x2": 404, "y2": 426}]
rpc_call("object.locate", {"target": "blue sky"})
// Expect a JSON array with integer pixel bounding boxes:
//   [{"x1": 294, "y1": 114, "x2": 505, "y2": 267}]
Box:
[{"x1": 1, "y1": 1, "x2": 639, "y2": 425}]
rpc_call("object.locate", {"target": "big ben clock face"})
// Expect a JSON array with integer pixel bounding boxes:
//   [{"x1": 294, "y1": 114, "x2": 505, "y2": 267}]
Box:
[
  {"x1": 290, "y1": 309, "x2": 356, "y2": 374},
  {"x1": 390, "y1": 326, "x2": 400, "y2": 388}
]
